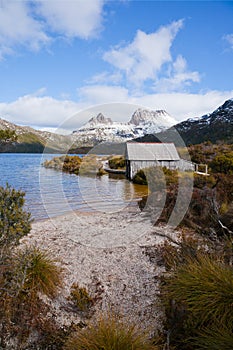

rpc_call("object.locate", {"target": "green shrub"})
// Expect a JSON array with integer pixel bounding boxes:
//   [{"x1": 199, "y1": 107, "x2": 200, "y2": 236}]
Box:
[
  {"x1": 133, "y1": 169, "x2": 148, "y2": 185},
  {"x1": 79, "y1": 155, "x2": 102, "y2": 175},
  {"x1": 108, "y1": 156, "x2": 126, "y2": 169},
  {"x1": 133, "y1": 167, "x2": 178, "y2": 190},
  {"x1": 0, "y1": 184, "x2": 31, "y2": 254},
  {"x1": 193, "y1": 173, "x2": 216, "y2": 189},
  {"x1": 68, "y1": 283, "x2": 93, "y2": 311},
  {"x1": 0, "y1": 129, "x2": 17, "y2": 143},
  {"x1": 63, "y1": 155, "x2": 82, "y2": 174},
  {"x1": 64, "y1": 313, "x2": 157, "y2": 350},
  {"x1": 210, "y1": 152, "x2": 233, "y2": 174},
  {"x1": 43, "y1": 155, "x2": 82, "y2": 174}
]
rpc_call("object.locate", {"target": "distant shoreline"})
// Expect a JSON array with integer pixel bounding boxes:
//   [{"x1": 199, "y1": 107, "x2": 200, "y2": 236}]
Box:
[{"x1": 0, "y1": 145, "x2": 92, "y2": 154}]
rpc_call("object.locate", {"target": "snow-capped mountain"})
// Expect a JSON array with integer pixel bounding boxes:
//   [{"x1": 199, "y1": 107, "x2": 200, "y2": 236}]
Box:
[
  {"x1": 150, "y1": 99, "x2": 233, "y2": 145},
  {"x1": 174, "y1": 99, "x2": 233, "y2": 144},
  {"x1": 79, "y1": 113, "x2": 113, "y2": 130},
  {"x1": 129, "y1": 109, "x2": 176, "y2": 135},
  {"x1": 72, "y1": 109, "x2": 176, "y2": 144}
]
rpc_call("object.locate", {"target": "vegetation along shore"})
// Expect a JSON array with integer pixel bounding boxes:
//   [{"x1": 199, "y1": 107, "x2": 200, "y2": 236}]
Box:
[{"x1": 0, "y1": 138, "x2": 232, "y2": 349}]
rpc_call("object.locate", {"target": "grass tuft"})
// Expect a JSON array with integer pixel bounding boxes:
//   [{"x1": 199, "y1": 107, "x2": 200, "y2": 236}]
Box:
[
  {"x1": 192, "y1": 324, "x2": 233, "y2": 350},
  {"x1": 16, "y1": 246, "x2": 63, "y2": 299},
  {"x1": 165, "y1": 254, "x2": 233, "y2": 326},
  {"x1": 64, "y1": 313, "x2": 157, "y2": 350}
]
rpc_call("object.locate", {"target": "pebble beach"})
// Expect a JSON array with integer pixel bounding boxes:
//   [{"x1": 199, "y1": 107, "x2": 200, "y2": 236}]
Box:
[{"x1": 21, "y1": 206, "x2": 178, "y2": 333}]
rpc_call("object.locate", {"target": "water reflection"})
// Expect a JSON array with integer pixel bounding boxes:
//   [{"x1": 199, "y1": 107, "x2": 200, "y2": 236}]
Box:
[{"x1": 0, "y1": 154, "x2": 149, "y2": 220}]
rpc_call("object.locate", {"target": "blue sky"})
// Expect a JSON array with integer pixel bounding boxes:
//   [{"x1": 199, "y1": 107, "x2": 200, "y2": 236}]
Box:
[{"x1": 0, "y1": 0, "x2": 233, "y2": 131}]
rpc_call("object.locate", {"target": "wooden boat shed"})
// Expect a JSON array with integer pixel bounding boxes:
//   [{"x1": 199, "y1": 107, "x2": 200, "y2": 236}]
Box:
[{"x1": 125, "y1": 142, "x2": 196, "y2": 180}]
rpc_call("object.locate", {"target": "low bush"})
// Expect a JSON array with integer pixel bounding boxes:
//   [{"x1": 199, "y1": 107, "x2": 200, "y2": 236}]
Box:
[
  {"x1": 133, "y1": 167, "x2": 178, "y2": 190},
  {"x1": 0, "y1": 246, "x2": 63, "y2": 348},
  {"x1": 133, "y1": 169, "x2": 148, "y2": 185},
  {"x1": 0, "y1": 129, "x2": 17, "y2": 143},
  {"x1": 43, "y1": 155, "x2": 82, "y2": 174},
  {"x1": 79, "y1": 155, "x2": 102, "y2": 175},
  {"x1": 68, "y1": 283, "x2": 93, "y2": 312},
  {"x1": 15, "y1": 246, "x2": 63, "y2": 299},
  {"x1": 62, "y1": 155, "x2": 82, "y2": 174},
  {"x1": 160, "y1": 243, "x2": 233, "y2": 349},
  {"x1": 210, "y1": 151, "x2": 233, "y2": 174},
  {"x1": 64, "y1": 313, "x2": 157, "y2": 350},
  {"x1": 108, "y1": 156, "x2": 126, "y2": 169},
  {"x1": 0, "y1": 184, "x2": 31, "y2": 253}
]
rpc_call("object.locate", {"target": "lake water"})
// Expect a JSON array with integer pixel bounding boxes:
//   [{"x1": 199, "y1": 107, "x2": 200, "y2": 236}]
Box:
[{"x1": 0, "y1": 154, "x2": 148, "y2": 220}]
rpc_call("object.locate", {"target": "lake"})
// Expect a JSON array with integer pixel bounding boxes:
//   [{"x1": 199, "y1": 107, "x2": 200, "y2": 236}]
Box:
[{"x1": 0, "y1": 153, "x2": 148, "y2": 220}]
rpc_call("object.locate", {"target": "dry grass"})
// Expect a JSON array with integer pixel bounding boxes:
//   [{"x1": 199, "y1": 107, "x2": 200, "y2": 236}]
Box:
[
  {"x1": 68, "y1": 283, "x2": 93, "y2": 311},
  {"x1": 165, "y1": 254, "x2": 233, "y2": 326},
  {"x1": 16, "y1": 246, "x2": 63, "y2": 299},
  {"x1": 64, "y1": 313, "x2": 157, "y2": 350},
  {"x1": 192, "y1": 325, "x2": 233, "y2": 350}
]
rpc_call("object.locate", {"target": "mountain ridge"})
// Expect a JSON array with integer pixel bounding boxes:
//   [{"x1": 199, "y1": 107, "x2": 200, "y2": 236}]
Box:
[
  {"x1": 1, "y1": 99, "x2": 232, "y2": 152},
  {"x1": 0, "y1": 118, "x2": 76, "y2": 153},
  {"x1": 136, "y1": 99, "x2": 233, "y2": 146},
  {"x1": 72, "y1": 108, "x2": 176, "y2": 144},
  {"x1": 166, "y1": 99, "x2": 233, "y2": 145}
]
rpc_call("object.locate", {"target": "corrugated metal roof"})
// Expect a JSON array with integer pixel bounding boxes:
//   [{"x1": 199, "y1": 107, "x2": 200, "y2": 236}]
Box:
[{"x1": 125, "y1": 142, "x2": 180, "y2": 161}]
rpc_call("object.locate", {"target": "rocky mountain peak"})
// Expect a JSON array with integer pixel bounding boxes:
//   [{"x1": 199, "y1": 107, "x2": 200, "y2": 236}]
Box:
[
  {"x1": 211, "y1": 99, "x2": 233, "y2": 121},
  {"x1": 129, "y1": 108, "x2": 174, "y2": 126},
  {"x1": 88, "y1": 113, "x2": 113, "y2": 126},
  {"x1": 73, "y1": 108, "x2": 176, "y2": 144},
  {"x1": 219, "y1": 99, "x2": 233, "y2": 110}
]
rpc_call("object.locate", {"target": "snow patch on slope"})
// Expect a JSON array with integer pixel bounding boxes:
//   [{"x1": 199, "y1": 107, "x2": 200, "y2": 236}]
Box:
[{"x1": 72, "y1": 109, "x2": 176, "y2": 144}]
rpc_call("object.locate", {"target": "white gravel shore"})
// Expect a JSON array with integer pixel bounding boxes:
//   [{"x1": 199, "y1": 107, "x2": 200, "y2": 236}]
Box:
[{"x1": 21, "y1": 206, "x2": 178, "y2": 333}]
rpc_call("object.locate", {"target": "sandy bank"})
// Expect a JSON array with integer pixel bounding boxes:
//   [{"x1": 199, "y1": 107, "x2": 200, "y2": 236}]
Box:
[{"x1": 21, "y1": 206, "x2": 178, "y2": 333}]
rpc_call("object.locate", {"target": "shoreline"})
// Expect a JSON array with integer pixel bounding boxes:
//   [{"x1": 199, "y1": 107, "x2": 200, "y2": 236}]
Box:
[{"x1": 31, "y1": 197, "x2": 142, "y2": 224}]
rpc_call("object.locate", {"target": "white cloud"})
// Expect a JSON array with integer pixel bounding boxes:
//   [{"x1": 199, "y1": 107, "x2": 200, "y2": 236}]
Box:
[
  {"x1": 0, "y1": 92, "x2": 81, "y2": 129},
  {"x1": 87, "y1": 71, "x2": 123, "y2": 85},
  {"x1": 35, "y1": 0, "x2": 105, "y2": 39},
  {"x1": 0, "y1": 88, "x2": 232, "y2": 132},
  {"x1": 76, "y1": 84, "x2": 233, "y2": 122},
  {"x1": 0, "y1": 0, "x2": 105, "y2": 58},
  {"x1": 103, "y1": 20, "x2": 187, "y2": 86},
  {"x1": 0, "y1": 0, "x2": 50, "y2": 58},
  {"x1": 135, "y1": 90, "x2": 233, "y2": 121},
  {"x1": 78, "y1": 85, "x2": 129, "y2": 104},
  {"x1": 223, "y1": 34, "x2": 233, "y2": 49},
  {"x1": 154, "y1": 55, "x2": 201, "y2": 92}
]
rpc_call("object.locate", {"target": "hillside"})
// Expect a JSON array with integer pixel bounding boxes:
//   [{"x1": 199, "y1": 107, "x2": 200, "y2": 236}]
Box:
[
  {"x1": 0, "y1": 118, "x2": 82, "y2": 153},
  {"x1": 151, "y1": 99, "x2": 233, "y2": 145}
]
